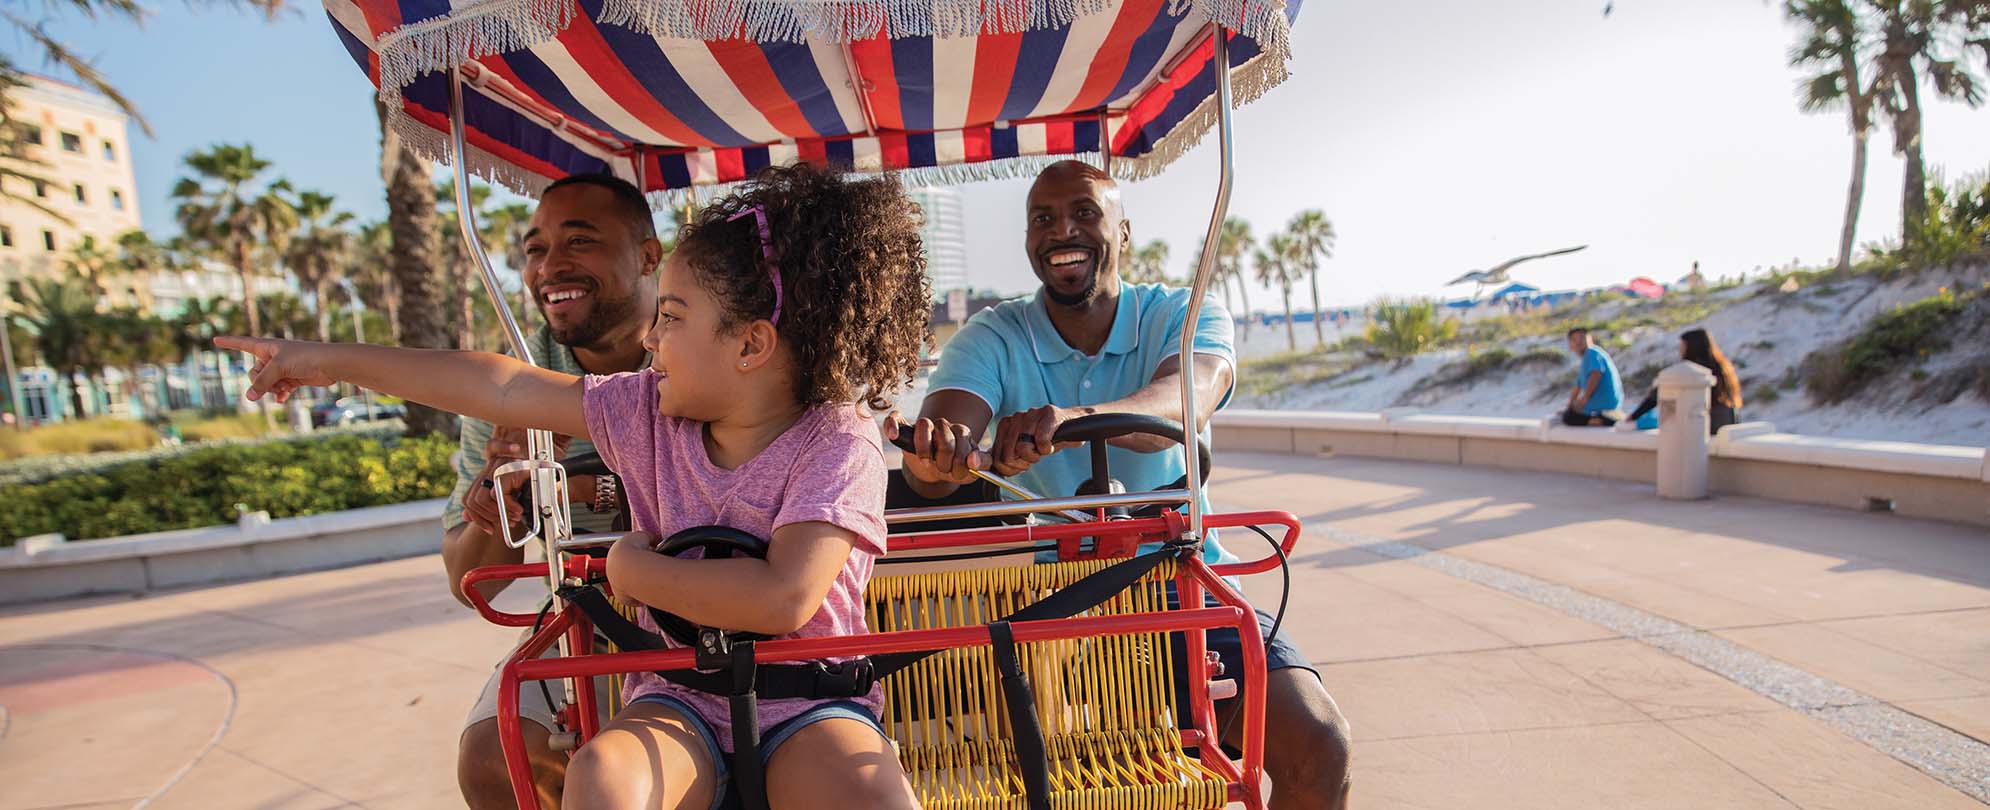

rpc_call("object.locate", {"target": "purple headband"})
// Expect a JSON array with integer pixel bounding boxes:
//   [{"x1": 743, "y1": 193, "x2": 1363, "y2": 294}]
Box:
[{"x1": 727, "y1": 205, "x2": 782, "y2": 325}]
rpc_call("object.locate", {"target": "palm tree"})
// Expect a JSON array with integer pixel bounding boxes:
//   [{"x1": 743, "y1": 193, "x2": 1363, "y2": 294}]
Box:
[
  {"x1": 58, "y1": 234, "x2": 119, "y2": 299},
  {"x1": 286, "y1": 190, "x2": 356, "y2": 343},
  {"x1": 0, "y1": 0, "x2": 291, "y2": 216},
  {"x1": 436, "y1": 178, "x2": 502, "y2": 351},
  {"x1": 483, "y1": 201, "x2": 535, "y2": 319},
  {"x1": 11, "y1": 277, "x2": 97, "y2": 418},
  {"x1": 1122, "y1": 239, "x2": 1173, "y2": 285},
  {"x1": 378, "y1": 98, "x2": 452, "y2": 436},
  {"x1": 1788, "y1": 1, "x2": 1877, "y2": 276},
  {"x1": 344, "y1": 220, "x2": 400, "y2": 342},
  {"x1": 1216, "y1": 217, "x2": 1256, "y2": 336},
  {"x1": 256, "y1": 293, "x2": 312, "y2": 341},
  {"x1": 173, "y1": 144, "x2": 298, "y2": 338},
  {"x1": 1286, "y1": 210, "x2": 1336, "y2": 348},
  {"x1": 1867, "y1": 0, "x2": 1989, "y2": 245},
  {"x1": 1255, "y1": 233, "x2": 1305, "y2": 352}
]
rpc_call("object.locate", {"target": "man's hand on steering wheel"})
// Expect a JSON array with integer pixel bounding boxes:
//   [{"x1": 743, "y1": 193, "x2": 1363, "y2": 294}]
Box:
[
  {"x1": 989, "y1": 404, "x2": 1090, "y2": 476},
  {"x1": 885, "y1": 412, "x2": 991, "y2": 486}
]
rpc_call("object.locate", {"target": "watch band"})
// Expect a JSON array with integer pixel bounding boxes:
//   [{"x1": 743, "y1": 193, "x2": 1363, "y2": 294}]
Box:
[{"x1": 590, "y1": 474, "x2": 619, "y2": 513}]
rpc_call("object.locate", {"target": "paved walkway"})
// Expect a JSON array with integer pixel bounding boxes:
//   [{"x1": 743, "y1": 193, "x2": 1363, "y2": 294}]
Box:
[{"x1": 2, "y1": 452, "x2": 1985, "y2": 809}]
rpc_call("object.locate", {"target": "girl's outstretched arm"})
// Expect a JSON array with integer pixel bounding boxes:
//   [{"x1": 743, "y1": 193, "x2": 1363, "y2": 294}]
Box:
[{"x1": 215, "y1": 336, "x2": 590, "y2": 439}]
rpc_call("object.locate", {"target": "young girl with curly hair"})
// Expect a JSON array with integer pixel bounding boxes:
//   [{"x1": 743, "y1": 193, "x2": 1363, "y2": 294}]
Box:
[{"x1": 219, "y1": 163, "x2": 933, "y2": 809}]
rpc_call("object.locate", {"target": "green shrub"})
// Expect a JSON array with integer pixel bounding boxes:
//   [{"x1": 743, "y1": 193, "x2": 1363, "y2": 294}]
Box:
[
  {"x1": 1802, "y1": 286, "x2": 1979, "y2": 404},
  {"x1": 0, "y1": 432, "x2": 454, "y2": 544},
  {"x1": 1365, "y1": 299, "x2": 1457, "y2": 359},
  {"x1": 1864, "y1": 170, "x2": 1990, "y2": 276}
]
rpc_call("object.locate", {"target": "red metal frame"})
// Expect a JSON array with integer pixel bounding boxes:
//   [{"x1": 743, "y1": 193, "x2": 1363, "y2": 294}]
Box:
[{"x1": 462, "y1": 508, "x2": 1299, "y2": 810}]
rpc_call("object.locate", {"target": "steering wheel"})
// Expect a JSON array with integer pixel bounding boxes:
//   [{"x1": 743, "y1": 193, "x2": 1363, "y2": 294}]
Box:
[
  {"x1": 645, "y1": 526, "x2": 772, "y2": 649},
  {"x1": 1049, "y1": 412, "x2": 1212, "y2": 498}
]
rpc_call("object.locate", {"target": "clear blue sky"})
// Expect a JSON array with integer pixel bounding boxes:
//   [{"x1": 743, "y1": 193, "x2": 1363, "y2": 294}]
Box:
[{"x1": 6, "y1": 0, "x2": 1989, "y2": 310}]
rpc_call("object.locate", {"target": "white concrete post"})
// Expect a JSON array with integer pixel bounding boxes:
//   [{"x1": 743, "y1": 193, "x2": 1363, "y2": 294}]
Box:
[{"x1": 1656, "y1": 362, "x2": 1715, "y2": 499}]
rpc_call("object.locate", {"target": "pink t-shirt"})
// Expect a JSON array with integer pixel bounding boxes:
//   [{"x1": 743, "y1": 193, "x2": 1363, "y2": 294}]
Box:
[{"x1": 582, "y1": 370, "x2": 886, "y2": 749}]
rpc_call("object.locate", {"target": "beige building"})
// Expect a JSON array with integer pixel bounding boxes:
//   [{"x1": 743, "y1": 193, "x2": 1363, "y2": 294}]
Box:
[{"x1": 0, "y1": 74, "x2": 144, "y2": 301}]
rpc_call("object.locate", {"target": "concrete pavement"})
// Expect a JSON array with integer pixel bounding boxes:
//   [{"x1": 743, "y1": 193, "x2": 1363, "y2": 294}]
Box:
[{"x1": 2, "y1": 452, "x2": 1984, "y2": 808}]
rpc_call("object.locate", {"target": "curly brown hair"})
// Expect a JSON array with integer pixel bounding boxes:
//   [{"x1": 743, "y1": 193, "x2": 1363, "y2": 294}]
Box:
[{"x1": 673, "y1": 164, "x2": 934, "y2": 410}]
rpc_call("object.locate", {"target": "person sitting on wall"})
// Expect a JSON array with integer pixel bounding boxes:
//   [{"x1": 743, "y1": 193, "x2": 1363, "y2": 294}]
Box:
[
  {"x1": 1561, "y1": 326, "x2": 1625, "y2": 426},
  {"x1": 1624, "y1": 327, "x2": 1743, "y2": 433}
]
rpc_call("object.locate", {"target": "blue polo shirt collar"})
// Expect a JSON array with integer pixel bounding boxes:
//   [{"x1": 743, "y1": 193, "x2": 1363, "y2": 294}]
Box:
[{"x1": 1023, "y1": 288, "x2": 1143, "y2": 364}]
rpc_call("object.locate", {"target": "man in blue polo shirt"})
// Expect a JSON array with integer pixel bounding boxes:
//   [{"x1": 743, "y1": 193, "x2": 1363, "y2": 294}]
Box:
[
  {"x1": 1562, "y1": 326, "x2": 1625, "y2": 425},
  {"x1": 889, "y1": 161, "x2": 1351, "y2": 809}
]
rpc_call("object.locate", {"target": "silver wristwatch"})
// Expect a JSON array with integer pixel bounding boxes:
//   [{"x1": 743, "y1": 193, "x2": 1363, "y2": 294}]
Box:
[{"x1": 590, "y1": 473, "x2": 620, "y2": 513}]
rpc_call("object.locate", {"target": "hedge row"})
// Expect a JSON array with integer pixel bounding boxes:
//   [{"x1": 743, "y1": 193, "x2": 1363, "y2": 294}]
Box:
[{"x1": 0, "y1": 432, "x2": 456, "y2": 544}]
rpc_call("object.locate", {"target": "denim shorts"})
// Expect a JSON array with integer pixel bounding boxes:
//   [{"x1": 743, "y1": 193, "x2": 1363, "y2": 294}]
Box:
[
  {"x1": 1167, "y1": 596, "x2": 1319, "y2": 756},
  {"x1": 624, "y1": 693, "x2": 887, "y2": 810}
]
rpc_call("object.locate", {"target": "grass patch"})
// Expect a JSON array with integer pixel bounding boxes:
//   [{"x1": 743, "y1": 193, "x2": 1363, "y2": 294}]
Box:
[
  {"x1": 0, "y1": 418, "x2": 161, "y2": 460},
  {"x1": 1240, "y1": 346, "x2": 1363, "y2": 398},
  {"x1": 1801, "y1": 285, "x2": 1983, "y2": 404},
  {"x1": 172, "y1": 411, "x2": 276, "y2": 443},
  {"x1": 1365, "y1": 299, "x2": 1456, "y2": 359}
]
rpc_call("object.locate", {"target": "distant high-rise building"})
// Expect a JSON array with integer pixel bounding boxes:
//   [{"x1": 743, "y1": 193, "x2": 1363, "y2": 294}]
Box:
[
  {"x1": 0, "y1": 75, "x2": 145, "y2": 301},
  {"x1": 907, "y1": 186, "x2": 968, "y2": 296}
]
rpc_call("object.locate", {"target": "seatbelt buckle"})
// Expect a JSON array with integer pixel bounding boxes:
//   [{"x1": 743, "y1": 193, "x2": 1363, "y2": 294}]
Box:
[
  {"x1": 695, "y1": 627, "x2": 733, "y2": 672},
  {"x1": 811, "y1": 659, "x2": 878, "y2": 697}
]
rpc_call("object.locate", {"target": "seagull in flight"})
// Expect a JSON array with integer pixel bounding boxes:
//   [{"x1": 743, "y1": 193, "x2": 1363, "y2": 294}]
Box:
[{"x1": 1446, "y1": 245, "x2": 1589, "y2": 295}]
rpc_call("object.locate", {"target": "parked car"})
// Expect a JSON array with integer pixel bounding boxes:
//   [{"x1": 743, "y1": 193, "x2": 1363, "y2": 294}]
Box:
[{"x1": 313, "y1": 397, "x2": 407, "y2": 427}]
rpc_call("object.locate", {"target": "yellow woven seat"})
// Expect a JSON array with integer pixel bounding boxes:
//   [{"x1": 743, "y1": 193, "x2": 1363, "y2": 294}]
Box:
[{"x1": 865, "y1": 559, "x2": 1230, "y2": 810}]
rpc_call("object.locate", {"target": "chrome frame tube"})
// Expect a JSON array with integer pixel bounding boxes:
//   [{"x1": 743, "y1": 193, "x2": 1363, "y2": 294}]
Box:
[
  {"x1": 1180, "y1": 25, "x2": 1234, "y2": 543},
  {"x1": 885, "y1": 489, "x2": 1189, "y2": 525},
  {"x1": 448, "y1": 69, "x2": 577, "y2": 717}
]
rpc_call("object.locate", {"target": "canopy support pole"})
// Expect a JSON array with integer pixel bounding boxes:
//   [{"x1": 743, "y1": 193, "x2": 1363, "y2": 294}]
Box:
[
  {"x1": 1097, "y1": 109, "x2": 1112, "y2": 175},
  {"x1": 448, "y1": 68, "x2": 579, "y2": 726},
  {"x1": 1179, "y1": 25, "x2": 1233, "y2": 545}
]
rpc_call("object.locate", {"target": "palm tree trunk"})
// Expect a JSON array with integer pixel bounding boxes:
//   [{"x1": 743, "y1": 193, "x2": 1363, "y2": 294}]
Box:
[
  {"x1": 379, "y1": 98, "x2": 453, "y2": 437},
  {"x1": 1281, "y1": 286, "x2": 1296, "y2": 351},
  {"x1": 456, "y1": 262, "x2": 476, "y2": 352},
  {"x1": 1232, "y1": 271, "x2": 1253, "y2": 337},
  {"x1": 314, "y1": 276, "x2": 334, "y2": 344},
  {"x1": 1900, "y1": 107, "x2": 1926, "y2": 245},
  {"x1": 66, "y1": 370, "x2": 88, "y2": 421},
  {"x1": 386, "y1": 276, "x2": 402, "y2": 343},
  {"x1": 1836, "y1": 128, "x2": 1867, "y2": 277},
  {"x1": 235, "y1": 241, "x2": 261, "y2": 338},
  {"x1": 1307, "y1": 263, "x2": 1325, "y2": 348}
]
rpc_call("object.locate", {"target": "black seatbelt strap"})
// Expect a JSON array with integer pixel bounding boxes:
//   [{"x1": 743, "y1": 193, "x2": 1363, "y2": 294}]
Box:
[
  {"x1": 865, "y1": 548, "x2": 1174, "y2": 680},
  {"x1": 563, "y1": 547, "x2": 1176, "y2": 694},
  {"x1": 728, "y1": 641, "x2": 769, "y2": 810},
  {"x1": 989, "y1": 621, "x2": 1053, "y2": 810}
]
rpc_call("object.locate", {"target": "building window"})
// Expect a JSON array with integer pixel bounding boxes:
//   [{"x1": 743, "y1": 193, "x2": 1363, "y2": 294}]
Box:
[
  {"x1": 59, "y1": 131, "x2": 82, "y2": 153},
  {"x1": 41, "y1": 230, "x2": 55, "y2": 252},
  {"x1": 32, "y1": 181, "x2": 46, "y2": 199},
  {"x1": 1, "y1": 226, "x2": 12, "y2": 248},
  {"x1": 102, "y1": 140, "x2": 116, "y2": 162},
  {"x1": 17, "y1": 124, "x2": 41, "y2": 145},
  {"x1": 72, "y1": 184, "x2": 86, "y2": 205},
  {"x1": 109, "y1": 189, "x2": 124, "y2": 210}
]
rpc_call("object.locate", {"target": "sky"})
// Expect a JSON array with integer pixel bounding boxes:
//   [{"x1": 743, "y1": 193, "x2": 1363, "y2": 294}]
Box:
[{"x1": 6, "y1": 0, "x2": 1989, "y2": 311}]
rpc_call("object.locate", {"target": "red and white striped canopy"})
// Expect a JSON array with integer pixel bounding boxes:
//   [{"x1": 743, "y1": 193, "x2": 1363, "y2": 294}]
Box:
[{"x1": 325, "y1": 0, "x2": 1299, "y2": 197}]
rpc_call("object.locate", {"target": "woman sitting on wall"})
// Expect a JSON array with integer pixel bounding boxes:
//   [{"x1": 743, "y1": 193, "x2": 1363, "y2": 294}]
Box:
[{"x1": 1625, "y1": 328, "x2": 1743, "y2": 434}]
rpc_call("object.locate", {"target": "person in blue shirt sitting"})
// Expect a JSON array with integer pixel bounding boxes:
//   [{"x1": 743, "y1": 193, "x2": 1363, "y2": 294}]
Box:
[
  {"x1": 887, "y1": 161, "x2": 1352, "y2": 809},
  {"x1": 1561, "y1": 326, "x2": 1626, "y2": 426}
]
